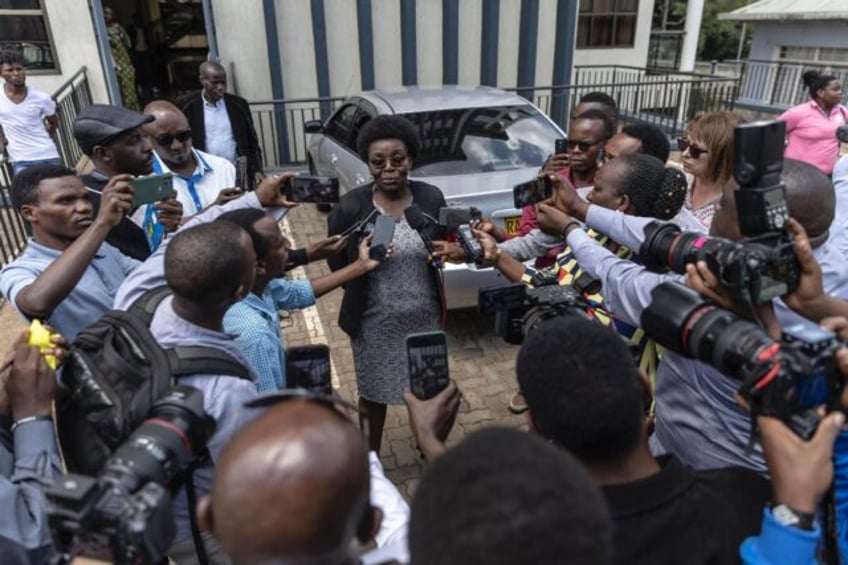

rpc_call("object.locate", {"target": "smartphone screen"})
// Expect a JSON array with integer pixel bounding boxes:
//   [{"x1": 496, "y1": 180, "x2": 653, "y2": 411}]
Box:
[
  {"x1": 284, "y1": 176, "x2": 340, "y2": 203},
  {"x1": 130, "y1": 173, "x2": 176, "y2": 208},
  {"x1": 369, "y1": 214, "x2": 395, "y2": 260},
  {"x1": 286, "y1": 345, "x2": 332, "y2": 396},
  {"x1": 513, "y1": 177, "x2": 553, "y2": 209},
  {"x1": 407, "y1": 331, "x2": 449, "y2": 400}
]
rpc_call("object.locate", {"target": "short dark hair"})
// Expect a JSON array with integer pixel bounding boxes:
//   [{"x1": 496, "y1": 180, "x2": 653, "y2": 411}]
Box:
[
  {"x1": 575, "y1": 109, "x2": 614, "y2": 140},
  {"x1": 616, "y1": 153, "x2": 687, "y2": 220},
  {"x1": 802, "y1": 70, "x2": 839, "y2": 100},
  {"x1": 356, "y1": 115, "x2": 420, "y2": 162},
  {"x1": 579, "y1": 91, "x2": 618, "y2": 113},
  {"x1": 621, "y1": 123, "x2": 671, "y2": 162},
  {"x1": 517, "y1": 317, "x2": 644, "y2": 465},
  {"x1": 217, "y1": 208, "x2": 271, "y2": 260},
  {"x1": 409, "y1": 427, "x2": 612, "y2": 565},
  {"x1": 165, "y1": 221, "x2": 250, "y2": 304},
  {"x1": 0, "y1": 49, "x2": 24, "y2": 68},
  {"x1": 10, "y1": 165, "x2": 76, "y2": 213}
]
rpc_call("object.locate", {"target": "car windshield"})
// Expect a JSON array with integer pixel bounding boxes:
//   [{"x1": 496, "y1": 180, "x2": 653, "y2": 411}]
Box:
[{"x1": 402, "y1": 104, "x2": 559, "y2": 177}]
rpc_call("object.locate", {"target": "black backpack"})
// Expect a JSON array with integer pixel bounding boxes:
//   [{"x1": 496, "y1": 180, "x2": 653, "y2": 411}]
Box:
[{"x1": 56, "y1": 285, "x2": 251, "y2": 476}]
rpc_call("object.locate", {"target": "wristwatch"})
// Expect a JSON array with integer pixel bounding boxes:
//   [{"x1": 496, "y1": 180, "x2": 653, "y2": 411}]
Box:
[{"x1": 771, "y1": 503, "x2": 816, "y2": 530}]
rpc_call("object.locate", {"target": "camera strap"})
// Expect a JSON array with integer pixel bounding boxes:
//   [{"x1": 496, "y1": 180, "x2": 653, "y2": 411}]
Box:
[
  {"x1": 185, "y1": 448, "x2": 212, "y2": 565},
  {"x1": 823, "y1": 484, "x2": 840, "y2": 565}
]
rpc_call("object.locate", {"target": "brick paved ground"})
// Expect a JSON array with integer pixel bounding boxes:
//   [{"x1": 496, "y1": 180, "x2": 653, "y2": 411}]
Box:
[{"x1": 0, "y1": 200, "x2": 526, "y2": 500}]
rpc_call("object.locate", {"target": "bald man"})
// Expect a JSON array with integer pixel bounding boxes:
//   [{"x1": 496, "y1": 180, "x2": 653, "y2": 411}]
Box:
[
  {"x1": 198, "y1": 399, "x2": 393, "y2": 565},
  {"x1": 181, "y1": 62, "x2": 263, "y2": 189}
]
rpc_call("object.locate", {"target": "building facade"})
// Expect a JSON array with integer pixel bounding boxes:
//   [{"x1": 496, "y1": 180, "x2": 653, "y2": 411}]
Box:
[{"x1": 2, "y1": 0, "x2": 657, "y2": 106}]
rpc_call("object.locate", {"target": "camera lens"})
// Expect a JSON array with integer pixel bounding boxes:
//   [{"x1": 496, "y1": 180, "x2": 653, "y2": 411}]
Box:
[
  {"x1": 641, "y1": 282, "x2": 712, "y2": 354},
  {"x1": 100, "y1": 386, "x2": 215, "y2": 495},
  {"x1": 640, "y1": 222, "x2": 712, "y2": 274}
]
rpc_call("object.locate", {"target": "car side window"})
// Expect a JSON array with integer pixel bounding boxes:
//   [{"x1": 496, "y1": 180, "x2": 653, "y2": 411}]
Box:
[
  {"x1": 346, "y1": 101, "x2": 377, "y2": 155},
  {"x1": 324, "y1": 104, "x2": 359, "y2": 145}
]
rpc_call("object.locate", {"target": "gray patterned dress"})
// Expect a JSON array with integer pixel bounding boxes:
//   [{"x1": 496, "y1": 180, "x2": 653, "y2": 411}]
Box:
[{"x1": 351, "y1": 213, "x2": 441, "y2": 404}]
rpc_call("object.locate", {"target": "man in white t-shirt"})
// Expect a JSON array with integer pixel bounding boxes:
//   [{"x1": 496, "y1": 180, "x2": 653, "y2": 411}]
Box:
[{"x1": 0, "y1": 51, "x2": 61, "y2": 175}]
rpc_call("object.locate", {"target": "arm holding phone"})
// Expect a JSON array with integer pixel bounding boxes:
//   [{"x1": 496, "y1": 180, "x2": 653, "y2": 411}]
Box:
[{"x1": 403, "y1": 382, "x2": 461, "y2": 461}]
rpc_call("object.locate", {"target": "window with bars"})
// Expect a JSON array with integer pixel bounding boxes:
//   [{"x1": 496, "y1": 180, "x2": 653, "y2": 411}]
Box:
[
  {"x1": 0, "y1": 0, "x2": 58, "y2": 71},
  {"x1": 577, "y1": 0, "x2": 639, "y2": 49},
  {"x1": 779, "y1": 46, "x2": 848, "y2": 65}
]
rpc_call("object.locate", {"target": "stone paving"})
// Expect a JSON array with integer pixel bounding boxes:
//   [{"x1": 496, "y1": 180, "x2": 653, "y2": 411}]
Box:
[{"x1": 0, "y1": 200, "x2": 526, "y2": 501}]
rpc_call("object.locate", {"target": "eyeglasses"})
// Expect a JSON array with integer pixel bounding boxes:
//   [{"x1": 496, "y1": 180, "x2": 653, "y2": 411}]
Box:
[
  {"x1": 677, "y1": 137, "x2": 709, "y2": 159},
  {"x1": 244, "y1": 388, "x2": 369, "y2": 440},
  {"x1": 368, "y1": 151, "x2": 409, "y2": 170},
  {"x1": 566, "y1": 139, "x2": 602, "y2": 152},
  {"x1": 153, "y1": 129, "x2": 192, "y2": 147}
]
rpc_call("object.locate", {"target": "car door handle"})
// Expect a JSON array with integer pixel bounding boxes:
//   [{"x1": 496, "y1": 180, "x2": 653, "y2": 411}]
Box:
[
  {"x1": 330, "y1": 154, "x2": 338, "y2": 165},
  {"x1": 355, "y1": 174, "x2": 366, "y2": 185}
]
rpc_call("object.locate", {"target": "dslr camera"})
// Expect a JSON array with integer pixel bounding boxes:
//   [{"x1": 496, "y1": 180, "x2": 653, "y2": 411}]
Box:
[
  {"x1": 478, "y1": 278, "x2": 595, "y2": 344},
  {"x1": 639, "y1": 121, "x2": 801, "y2": 306},
  {"x1": 47, "y1": 386, "x2": 215, "y2": 565},
  {"x1": 642, "y1": 282, "x2": 843, "y2": 440}
]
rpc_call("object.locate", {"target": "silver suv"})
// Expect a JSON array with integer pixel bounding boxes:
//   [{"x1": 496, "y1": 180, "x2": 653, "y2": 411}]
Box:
[{"x1": 305, "y1": 85, "x2": 565, "y2": 308}]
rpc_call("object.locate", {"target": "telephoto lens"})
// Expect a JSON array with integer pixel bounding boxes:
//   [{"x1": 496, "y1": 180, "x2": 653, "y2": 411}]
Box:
[{"x1": 100, "y1": 385, "x2": 216, "y2": 495}]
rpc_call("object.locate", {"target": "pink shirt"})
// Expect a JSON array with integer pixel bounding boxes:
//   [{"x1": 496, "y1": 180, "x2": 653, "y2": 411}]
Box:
[{"x1": 779, "y1": 100, "x2": 847, "y2": 175}]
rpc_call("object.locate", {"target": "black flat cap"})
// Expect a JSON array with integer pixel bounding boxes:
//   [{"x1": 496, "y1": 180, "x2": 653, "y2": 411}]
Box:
[{"x1": 73, "y1": 104, "x2": 154, "y2": 155}]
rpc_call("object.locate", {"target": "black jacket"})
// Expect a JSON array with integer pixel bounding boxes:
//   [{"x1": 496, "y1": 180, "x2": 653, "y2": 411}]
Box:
[
  {"x1": 80, "y1": 172, "x2": 151, "y2": 261},
  {"x1": 180, "y1": 92, "x2": 262, "y2": 189},
  {"x1": 603, "y1": 455, "x2": 770, "y2": 565},
  {"x1": 327, "y1": 181, "x2": 447, "y2": 338}
]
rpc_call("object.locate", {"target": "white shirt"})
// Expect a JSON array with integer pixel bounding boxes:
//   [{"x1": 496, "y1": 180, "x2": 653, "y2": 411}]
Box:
[
  {"x1": 131, "y1": 148, "x2": 236, "y2": 228},
  {"x1": 0, "y1": 86, "x2": 59, "y2": 162},
  {"x1": 202, "y1": 94, "x2": 237, "y2": 164}
]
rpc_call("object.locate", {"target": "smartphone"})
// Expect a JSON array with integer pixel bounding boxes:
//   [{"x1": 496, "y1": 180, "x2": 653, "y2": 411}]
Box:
[
  {"x1": 235, "y1": 156, "x2": 248, "y2": 190},
  {"x1": 456, "y1": 224, "x2": 483, "y2": 264},
  {"x1": 130, "y1": 173, "x2": 176, "y2": 208},
  {"x1": 407, "y1": 331, "x2": 450, "y2": 400},
  {"x1": 555, "y1": 138, "x2": 568, "y2": 154},
  {"x1": 513, "y1": 176, "x2": 553, "y2": 209},
  {"x1": 286, "y1": 345, "x2": 332, "y2": 396},
  {"x1": 284, "y1": 176, "x2": 340, "y2": 203},
  {"x1": 369, "y1": 214, "x2": 395, "y2": 261}
]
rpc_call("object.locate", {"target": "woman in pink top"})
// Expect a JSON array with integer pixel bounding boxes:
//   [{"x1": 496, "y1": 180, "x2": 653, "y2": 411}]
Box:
[{"x1": 779, "y1": 71, "x2": 846, "y2": 176}]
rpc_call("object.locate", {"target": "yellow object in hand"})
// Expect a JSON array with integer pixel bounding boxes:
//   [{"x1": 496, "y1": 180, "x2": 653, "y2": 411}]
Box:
[{"x1": 27, "y1": 319, "x2": 58, "y2": 370}]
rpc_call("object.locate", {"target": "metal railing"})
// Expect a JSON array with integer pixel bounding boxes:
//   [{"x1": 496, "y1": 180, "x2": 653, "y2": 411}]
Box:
[
  {"x1": 736, "y1": 59, "x2": 848, "y2": 111},
  {"x1": 0, "y1": 158, "x2": 30, "y2": 268},
  {"x1": 51, "y1": 67, "x2": 93, "y2": 170},
  {"x1": 250, "y1": 97, "x2": 344, "y2": 169},
  {"x1": 249, "y1": 66, "x2": 739, "y2": 168},
  {"x1": 513, "y1": 65, "x2": 738, "y2": 135}
]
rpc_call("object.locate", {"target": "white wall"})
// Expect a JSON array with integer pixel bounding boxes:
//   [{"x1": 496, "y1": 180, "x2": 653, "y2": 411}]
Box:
[
  {"x1": 211, "y1": 0, "x2": 272, "y2": 102},
  {"x1": 26, "y1": 0, "x2": 109, "y2": 102}
]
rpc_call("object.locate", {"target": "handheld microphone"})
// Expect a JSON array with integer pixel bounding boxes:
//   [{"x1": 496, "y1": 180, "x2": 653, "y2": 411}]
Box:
[{"x1": 405, "y1": 205, "x2": 443, "y2": 269}]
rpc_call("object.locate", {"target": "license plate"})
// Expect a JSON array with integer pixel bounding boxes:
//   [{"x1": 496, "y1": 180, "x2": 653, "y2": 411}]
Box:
[{"x1": 504, "y1": 216, "x2": 521, "y2": 235}]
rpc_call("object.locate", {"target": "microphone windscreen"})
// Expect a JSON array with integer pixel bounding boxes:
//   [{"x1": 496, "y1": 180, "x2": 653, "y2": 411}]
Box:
[{"x1": 404, "y1": 205, "x2": 429, "y2": 230}]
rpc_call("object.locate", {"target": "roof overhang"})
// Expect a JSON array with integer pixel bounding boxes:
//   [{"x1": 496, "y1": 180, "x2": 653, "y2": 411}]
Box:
[{"x1": 719, "y1": 0, "x2": 848, "y2": 21}]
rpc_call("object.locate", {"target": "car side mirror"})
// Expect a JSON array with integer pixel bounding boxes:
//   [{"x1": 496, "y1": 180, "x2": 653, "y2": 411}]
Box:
[{"x1": 304, "y1": 120, "x2": 324, "y2": 134}]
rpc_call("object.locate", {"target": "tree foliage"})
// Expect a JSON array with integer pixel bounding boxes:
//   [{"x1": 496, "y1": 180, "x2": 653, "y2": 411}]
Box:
[{"x1": 653, "y1": 0, "x2": 753, "y2": 61}]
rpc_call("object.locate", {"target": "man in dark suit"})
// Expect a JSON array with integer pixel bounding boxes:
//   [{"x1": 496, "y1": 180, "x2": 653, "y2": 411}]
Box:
[{"x1": 180, "y1": 61, "x2": 263, "y2": 190}]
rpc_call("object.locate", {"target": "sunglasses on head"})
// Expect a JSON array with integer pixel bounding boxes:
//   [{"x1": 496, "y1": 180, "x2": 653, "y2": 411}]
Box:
[
  {"x1": 154, "y1": 129, "x2": 192, "y2": 147},
  {"x1": 566, "y1": 139, "x2": 601, "y2": 152},
  {"x1": 677, "y1": 137, "x2": 709, "y2": 159}
]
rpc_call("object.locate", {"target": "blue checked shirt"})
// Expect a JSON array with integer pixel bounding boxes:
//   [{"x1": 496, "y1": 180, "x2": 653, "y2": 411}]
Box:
[{"x1": 223, "y1": 279, "x2": 316, "y2": 391}]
